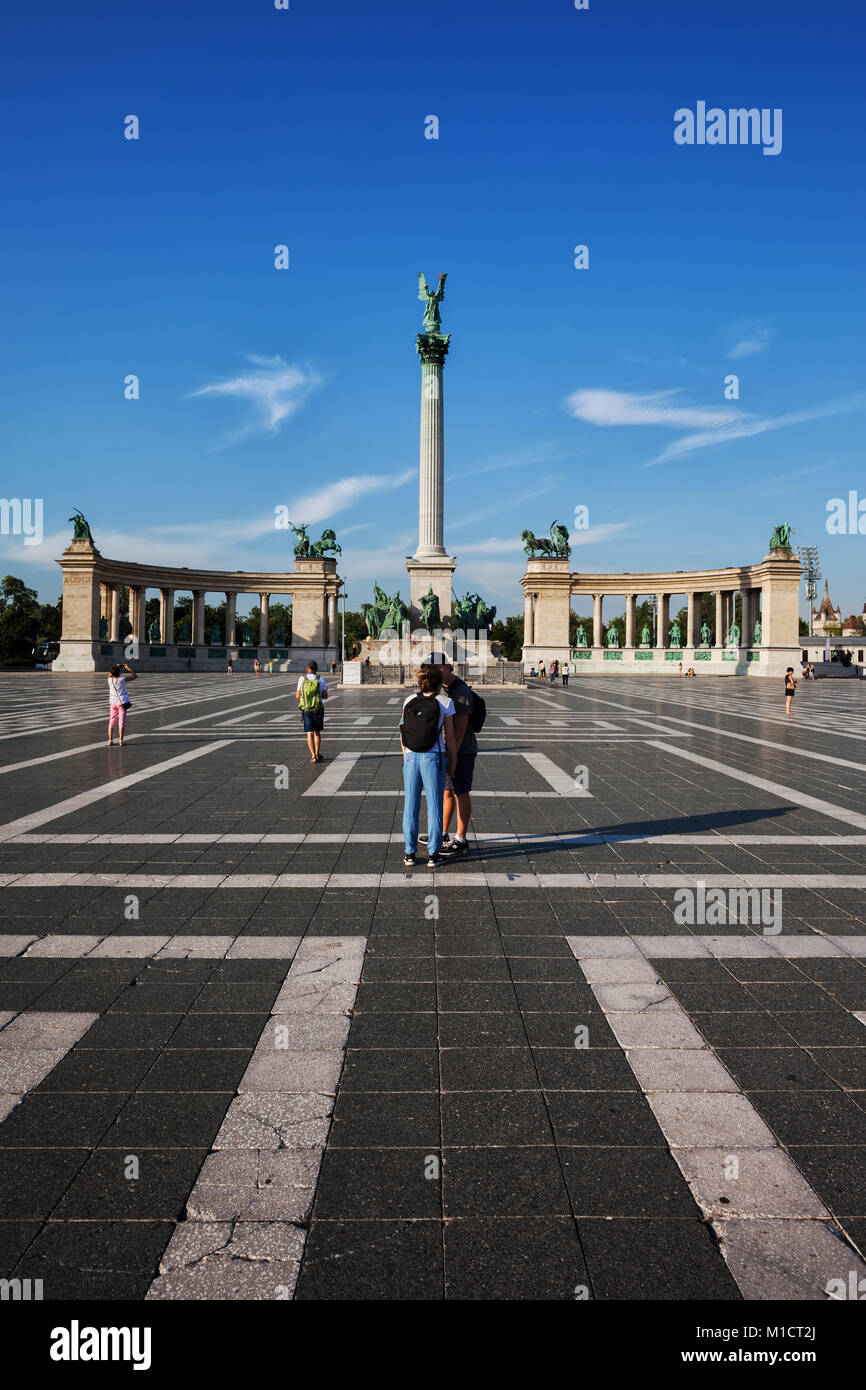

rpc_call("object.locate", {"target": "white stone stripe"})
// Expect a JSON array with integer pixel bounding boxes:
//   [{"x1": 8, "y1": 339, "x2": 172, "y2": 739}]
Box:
[
  {"x1": 302, "y1": 751, "x2": 360, "y2": 797},
  {"x1": 7, "y1": 830, "x2": 866, "y2": 848},
  {"x1": 566, "y1": 942, "x2": 866, "y2": 1300},
  {"x1": 6, "y1": 870, "x2": 866, "y2": 891},
  {"x1": 0, "y1": 741, "x2": 234, "y2": 843},
  {"x1": 0, "y1": 1011, "x2": 99, "y2": 1122},
  {"x1": 565, "y1": 934, "x2": 866, "y2": 959},
  {"x1": 146, "y1": 935, "x2": 366, "y2": 1301},
  {"x1": 649, "y1": 740, "x2": 866, "y2": 832},
  {"x1": 13, "y1": 935, "x2": 302, "y2": 960},
  {"x1": 521, "y1": 751, "x2": 592, "y2": 797}
]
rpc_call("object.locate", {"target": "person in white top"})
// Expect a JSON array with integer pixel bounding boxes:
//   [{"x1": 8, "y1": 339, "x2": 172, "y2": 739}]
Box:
[
  {"x1": 561, "y1": 662, "x2": 570, "y2": 687},
  {"x1": 295, "y1": 660, "x2": 328, "y2": 763},
  {"x1": 399, "y1": 664, "x2": 456, "y2": 868},
  {"x1": 107, "y1": 663, "x2": 138, "y2": 747}
]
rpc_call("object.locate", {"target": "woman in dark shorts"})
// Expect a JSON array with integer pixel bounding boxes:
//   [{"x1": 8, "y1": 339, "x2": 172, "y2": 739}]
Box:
[{"x1": 785, "y1": 667, "x2": 797, "y2": 715}]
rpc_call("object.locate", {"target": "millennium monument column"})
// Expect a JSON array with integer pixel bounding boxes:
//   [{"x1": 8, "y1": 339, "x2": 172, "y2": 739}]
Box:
[{"x1": 406, "y1": 271, "x2": 456, "y2": 626}]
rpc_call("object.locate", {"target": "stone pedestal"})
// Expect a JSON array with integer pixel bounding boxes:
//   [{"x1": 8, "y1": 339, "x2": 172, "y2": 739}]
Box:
[
  {"x1": 521, "y1": 557, "x2": 572, "y2": 668},
  {"x1": 406, "y1": 555, "x2": 456, "y2": 628},
  {"x1": 290, "y1": 557, "x2": 340, "y2": 666}
]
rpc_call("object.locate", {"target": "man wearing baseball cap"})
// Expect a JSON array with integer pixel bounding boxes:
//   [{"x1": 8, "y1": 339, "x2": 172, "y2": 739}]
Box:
[{"x1": 421, "y1": 652, "x2": 477, "y2": 859}]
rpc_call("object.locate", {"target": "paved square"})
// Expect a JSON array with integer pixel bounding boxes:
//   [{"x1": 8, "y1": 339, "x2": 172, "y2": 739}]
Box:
[{"x1": 2, "y1": 670, "x2": 866, "y2": 1300}]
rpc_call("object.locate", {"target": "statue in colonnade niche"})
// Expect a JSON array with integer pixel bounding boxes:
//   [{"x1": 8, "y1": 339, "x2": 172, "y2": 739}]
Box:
[
  {"x1": 605, "y1": 622, "x2": 619, "y2": 647},
  {"x1": 668, "y1": 621, "x2": 682, "y2": 648},
  {"x1": 210, "y1": 624, "x2": 221, "y2": 644},
  {"x1": 753, "y1": 620, "x2": 762, "y2": 645},
  {"x1": 574, "y1": 624, "x2": 588, "y2": 648},
  {"x1": 640, "y1": 624, "x2": 651, "y2": 646},
  {"x1": 273, "y1": 624, "x2": 284, "y2": 645},
  {"x1": 120, "y1": 616, "x2": 132, "y2": 639},
  {"x1": 700, "y1": 622, "x2": 712, "y2": 647},
  {"x1": 147, "y1": 619, "x2": 160, "y2": 643},
  {"x1": 98, "y1": 616, "x2": 108, "y2": 639},
  {"x1": 178, "y1": 620, "x2": 190, "y2": 642},
  {"x1": 727, "y1": 621, "x2": 741, "y2": 647}
]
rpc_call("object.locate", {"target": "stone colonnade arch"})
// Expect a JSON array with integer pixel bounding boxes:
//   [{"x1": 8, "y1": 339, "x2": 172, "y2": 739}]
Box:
[
  {"x1": 521, "y1": 545, "x2": 802, "y2": 678},
  {"x1": 54, "y1": 536, "x2": 342, "y2": 672}
]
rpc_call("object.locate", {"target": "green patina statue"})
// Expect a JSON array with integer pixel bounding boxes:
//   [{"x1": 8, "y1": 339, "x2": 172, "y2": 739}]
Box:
[
  {"x1": 362, "y1": 583, "x2": 409, "y2": 638},
  {"x1": 574, "y1": 624, "x2": 588, "y2": 648},
  {"x1": 418, "y1": 272, "x2": 447, "y2": 335},
  {"x1": 420, "y1": 587, "x2": 440, "y2": 631},
  {"x1": 668, "y1": 621, "x2": 682, "y2": 648},
  {"x1": 98, "y1": 616, "x2": 108, "y2": 639},
  {"x1": 452, "y1": 591, "x2": 496, "y2": 631},
  {"x1": 69, "y1": 509, "x2": 94, "y2": 543},
  {"x1": 769, "y1": 522, "x2": 794, "y2": 549},
  {"x1": 310, "y1": 529, "x2": 341, "y2": 558},
  {"x1": 727, "y1": 621, "x2": 741, "y2": 646},
  {"x1": 753, "y1": 620, "x2": 762, "y2": 645},
  {"x1": 521, "y1": 522, "x2": 572, "y2": 559},
  {"x1": 606, "y1": 622, "x2": 620, "y2": 648},
  {"x1": 147, "y1": 619, "x2": 160, "y2": 643},
  {"x1": 289, "y1": 522, "x2": 311, "y2": 558},
  {"x1": 640, "y1": 624, "x2": 651, "y2": 646},
  {"x1": 700, "y1": 621, "x2": 712, "y2": 647},
  {"x1": 210, "y1": 624, "x2": 221, "y2": 645}
]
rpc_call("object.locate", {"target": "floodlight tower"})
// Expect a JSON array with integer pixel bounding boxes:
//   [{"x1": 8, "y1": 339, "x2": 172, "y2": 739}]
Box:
[{"x1": 797, "y1": 545, "x2": 821, "y2": 637}]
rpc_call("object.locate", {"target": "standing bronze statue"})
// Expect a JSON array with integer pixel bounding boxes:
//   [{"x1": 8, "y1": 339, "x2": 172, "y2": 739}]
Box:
[
  {"x1": 418, "y1": 272, "x2": 447, "y2": 335},
  {"x1": 68, "y1": 509, "x2": 94, "y2": 543}
]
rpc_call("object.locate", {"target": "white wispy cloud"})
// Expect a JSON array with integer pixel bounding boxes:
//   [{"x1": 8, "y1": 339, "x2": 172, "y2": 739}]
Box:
[
  {"x1": 289, "y1": 471, "x2": 414, "y2": 525},
  {"x1": 566, "y1": 388, "x2": 744, "y2": 431},
  {"x1": 189, "y1": 354, "x2": 322, "y2": 442},
  {"x1": 726, "y1": 321, "x2": 774, "y2": 359},
  {"x1": 565, "y1": 385, "x2": 866, "y2": 471}
]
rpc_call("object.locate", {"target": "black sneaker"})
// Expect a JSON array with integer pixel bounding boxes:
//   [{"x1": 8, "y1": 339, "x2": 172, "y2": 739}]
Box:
[
  {"x1": 426, "y1": 853, "x2": 441, "y2": 868},
  {"x1": 419, "y1": 833, "x2": 451, "y2": 846},
  {"x1": 440, "y1": 838, "x2": 469, "y2": 858},
  {"x1": 403, "y1": 852, "x2": 416, "y2": 867}
]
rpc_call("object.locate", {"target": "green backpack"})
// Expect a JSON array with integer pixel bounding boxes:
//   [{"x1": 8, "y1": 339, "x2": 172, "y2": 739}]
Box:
[{"x1": 299, "y1": 677, "x2": 323, "y2": 712}]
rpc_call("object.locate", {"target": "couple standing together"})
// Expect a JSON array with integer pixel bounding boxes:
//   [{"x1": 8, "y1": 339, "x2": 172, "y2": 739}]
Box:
[{"x1": 400, "y1": 652, "x2": 480, "y2": 868}]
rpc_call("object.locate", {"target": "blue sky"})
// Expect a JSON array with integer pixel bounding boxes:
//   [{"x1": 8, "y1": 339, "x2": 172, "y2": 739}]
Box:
[{"x1": 2, "y1": 0, "x2": 864, "y2": 620}]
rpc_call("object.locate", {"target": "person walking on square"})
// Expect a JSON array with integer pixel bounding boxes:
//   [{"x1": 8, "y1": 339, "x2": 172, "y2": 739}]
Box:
[
  {"x1": 785, "y1": 667, "x2": 797, "y2": 715},
  {"x1": 107, "y1": 663, "x2": 137, "y2": 746},
  {"x1": 226, "y1": 656, "x2": 233, "y2": 676},
  {"x1": 561, "y1": 661, "x2": 569, "y2": 687},
  {"x1": 297, "y1": 660, "x2": 328, "y2": 762},
  {"x1": 400, "y1": 663, "x2": 456, "y2": 868}
]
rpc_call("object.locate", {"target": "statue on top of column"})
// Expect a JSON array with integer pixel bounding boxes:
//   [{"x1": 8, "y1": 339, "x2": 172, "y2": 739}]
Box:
[
  {"x1": 418, "y1": 272, "x2": 447, "y2": 335},
  {"x1": 68, "y1": 509, "x2": 94, "y2": 543},
  {"x1": 289, "y1": 522, "x2": 311, "y2": 558},
  {"x1": 309, "y1": 529, "x2": 342, "y2": 558},
  {"x1": 521, "y1": 522, "x2": 572, "y2": 559}
]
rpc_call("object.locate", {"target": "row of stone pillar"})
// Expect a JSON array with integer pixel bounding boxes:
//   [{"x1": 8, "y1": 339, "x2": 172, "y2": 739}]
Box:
[
  {"x1": 523, "y1": 589, "x2": 762, "y2": 648},
  {"x1": 99, "y1": 585, "x2": 286, "y2": 646}
]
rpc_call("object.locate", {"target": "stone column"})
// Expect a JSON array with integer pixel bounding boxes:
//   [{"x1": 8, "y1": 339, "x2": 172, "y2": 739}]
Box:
[
  {"x1": 259, "y1": 593, "x2": 270, "y2": 647},
  {"x1": 656, "y1": 593, "x2": 668, "y2": 648},
  {"x1": 592, "y1": 593, "x2": 603, "y2": 648},
  {"x1": 414, "y1": 336, "x2": 449, "y2": 558},
  {"x1": 193, "y1": 590, "x2": 206, "y2": 645},
  {"x1": 625, "y1": 593, "x2": 635, "y2": 648},
  {"x1": 109, "y1": 586, "x2": 121, "y2": 642},
  {"x1": 686, "y1": 593, "x2": 697, "y2": 649},
  {"x1": 225, "y1": 593, "x2": 237, "y2": 647},
  {"x1": 160, "y1": 589, "x2": 175, "y2": 645},
  {"x1": 742, "y1": 591, "x2": 752, "y2": 646},
  {"x1": 524, "y1": 591, "x2": 534, "y2": 646},
  {"x1": 327, "y1": 594, "x2": 337, "y2": 647},
  {"x1": 714, "y1": 591, "x2": 724, "y2": 647},
  {"x1": 130, "y1": 586, "x2": 146, "y2": 640}
]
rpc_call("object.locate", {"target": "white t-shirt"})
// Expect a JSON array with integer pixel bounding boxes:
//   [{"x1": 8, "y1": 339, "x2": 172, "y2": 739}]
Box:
[
  {"x1": 108, "y1": 676, "x2": 129, "y2": 706},
  {"x1": 402, "y1": 690, "x2": 455, "y2": 752},
  {"x1": 297, "y1": 675, "x2": 327, "y2": 696}
]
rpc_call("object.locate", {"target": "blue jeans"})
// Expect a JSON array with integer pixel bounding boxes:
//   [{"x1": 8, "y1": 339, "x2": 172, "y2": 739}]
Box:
[{"x1": 403, "y1": 749, "x2": 445, "y2": 855}]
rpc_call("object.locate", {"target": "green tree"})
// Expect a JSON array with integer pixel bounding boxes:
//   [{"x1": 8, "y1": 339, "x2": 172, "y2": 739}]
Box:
[
  {"x1": 490, "y1": 614, "x2": 524, "y2": 661},
  {"x1": 0, "y1": 575, "x2": 41, "y2": 662},
  {"x1": 339, "y1": 609, "x2": 370, "y2": 659}
]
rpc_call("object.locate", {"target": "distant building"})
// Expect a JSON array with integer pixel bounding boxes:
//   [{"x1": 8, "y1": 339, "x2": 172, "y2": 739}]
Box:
[{"x1": 812, "y1": 579, "x2": 841, "y2": 635}]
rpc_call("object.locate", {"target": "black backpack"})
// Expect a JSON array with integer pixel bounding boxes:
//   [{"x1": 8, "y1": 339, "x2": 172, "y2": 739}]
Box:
[
  {"x1": 468, "y1": 687, "x2": 486, "y2": 733},
  {"x1": 401, "y1": 694, "x2": 441, "y2": 752}
]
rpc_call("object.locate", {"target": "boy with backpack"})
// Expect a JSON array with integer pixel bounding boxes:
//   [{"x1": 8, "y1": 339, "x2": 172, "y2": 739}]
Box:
[
  {"x1": 400, "y1": 664, "x2": 457, "y2": 868},
  {"x1": 296, "y1": 660, "x2": 328, "y2": 762}
]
